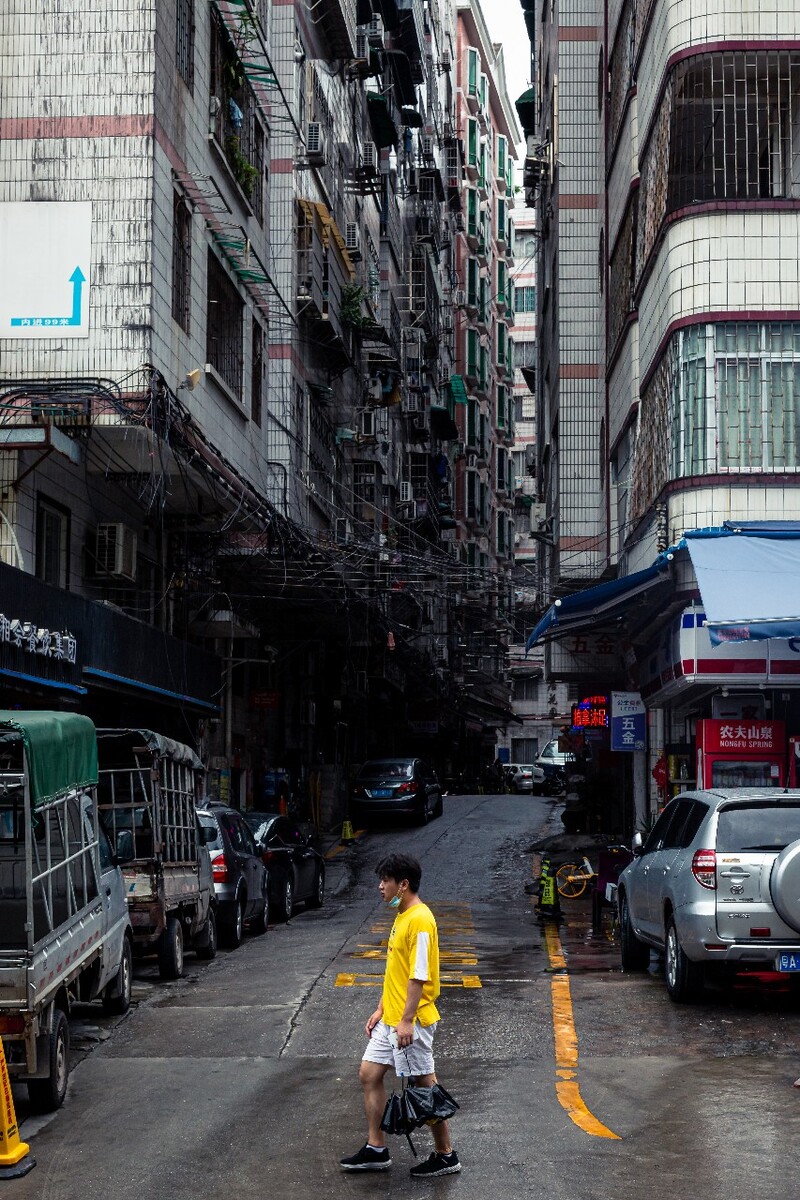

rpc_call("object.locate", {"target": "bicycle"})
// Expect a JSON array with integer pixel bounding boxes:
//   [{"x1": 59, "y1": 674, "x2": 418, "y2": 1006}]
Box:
[{"x1": 555, "y1": 856, "x2": 597, "y2": 899}]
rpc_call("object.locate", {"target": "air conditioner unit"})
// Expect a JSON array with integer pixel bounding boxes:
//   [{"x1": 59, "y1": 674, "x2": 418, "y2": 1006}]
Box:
[
  {"x1": 356, "y1": 29, "x2": 368, "y2": 58},
  {"x1": 421, "y1": 135, "x2": 434, "y2": 160},
  {"x1": 95, "y1": 522, "x2": 137, "y2": 582},
  {"x1": 367, "y1": 13, "x2": 384, "y2": 45},
  {"x1": 453, "y1": 441, "x2": 466, "y2": 457},
  {"x1": 361, "y1": 141, "x2": 378, "y2": 172},
  {"x1": 466, "y1": 453, "x2": 477, "y2": 469},
  {"x1": 306, "y1": 121, "x2": 326, "y2": 163},
  {"x1": 400, "y1": 481, "x2": 414, "y2": 504},
  {"x1": 402, "y1": 392, "x2": 421, "y2": 413},
  {"x1": 453, "y1": 288, "x2": 466, "y2": 306},
  {"x1": 345, "y1": 221, "x2": 361, "y2": 252}
]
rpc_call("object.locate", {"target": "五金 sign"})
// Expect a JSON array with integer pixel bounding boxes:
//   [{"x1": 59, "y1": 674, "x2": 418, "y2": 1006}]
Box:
[{"x1": 611, "y1": 691, "x2": 646, "y2": 752}]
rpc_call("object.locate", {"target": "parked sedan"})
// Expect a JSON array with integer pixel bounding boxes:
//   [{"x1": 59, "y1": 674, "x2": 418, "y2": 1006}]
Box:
[
  {"x1": 197, "y1": 804, "x2": 270, "y2": 948},
  {"x1": 243, "y1": 812, "x2": 325, "y2": 922},
  {"x1": 505, "y1": 764, "x2": 544, "y2": 794},
  {"x1": 351, "y1": 758, "x2": 443, "y2": 825}
]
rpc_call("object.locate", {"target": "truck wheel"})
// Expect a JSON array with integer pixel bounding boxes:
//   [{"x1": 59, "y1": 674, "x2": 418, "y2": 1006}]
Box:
[
  {"x1": 196, "y1": 906, "x2": 218, "y2": 960},
  {"x1": 158, "y1": 916, "x2": 184, "y2": 980},
  {"x1": 28, "y1": 1007, "x2": 69, "y2": 1113},
  {"x1": 103, "y1": 937, "x2": 133, "y2": 1014}
]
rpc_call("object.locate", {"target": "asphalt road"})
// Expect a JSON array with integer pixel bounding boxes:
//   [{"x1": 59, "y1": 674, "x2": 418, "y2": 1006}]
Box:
[{"x1": 9, "y1": 793, "x2": 800, "y2": 1199}]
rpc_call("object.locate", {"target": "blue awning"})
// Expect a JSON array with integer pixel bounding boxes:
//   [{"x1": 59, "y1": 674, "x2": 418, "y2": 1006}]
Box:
[
  {"x1": 684, "y1": 526, "x2": 800, "y2": 645},
  {"x1": 525, "y1": 559, "x2": 671, "y2": 652}
]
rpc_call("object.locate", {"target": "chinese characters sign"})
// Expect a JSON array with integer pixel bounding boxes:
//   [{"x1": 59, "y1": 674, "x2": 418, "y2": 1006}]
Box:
[
  {"x1": 571, "y1": 695, "x2": 609, "y2": 731},
  {"x1": 0, "y1": 614, "x2": 77, "y2": 664},
  {"x1": 699, "y1": 719, "x2": 783, "y2": 754},
  {"x1": 611, "y1": 691, "x2": 646, "y2": 752}
]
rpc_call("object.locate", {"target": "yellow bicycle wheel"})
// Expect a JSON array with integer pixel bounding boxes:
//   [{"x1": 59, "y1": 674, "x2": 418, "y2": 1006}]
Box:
[{"x1": 556, "y1": 862, "x2": 587, "y2": 898}]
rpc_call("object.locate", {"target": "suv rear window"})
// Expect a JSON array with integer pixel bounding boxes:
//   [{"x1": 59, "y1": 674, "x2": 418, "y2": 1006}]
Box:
[{"x1": 716, "y1": 802, "x2": 800, "y2": 853}]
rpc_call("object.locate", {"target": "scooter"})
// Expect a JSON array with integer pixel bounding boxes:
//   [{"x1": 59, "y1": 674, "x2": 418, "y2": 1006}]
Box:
[{"x1": 541, "y1": 767, "x2": 567, "y2": 797}]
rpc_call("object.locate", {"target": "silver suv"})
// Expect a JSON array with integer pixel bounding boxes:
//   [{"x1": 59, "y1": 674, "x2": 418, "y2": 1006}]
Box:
[{"x1": 618, "y1": 788, "x2": 800, "y2": 1002}]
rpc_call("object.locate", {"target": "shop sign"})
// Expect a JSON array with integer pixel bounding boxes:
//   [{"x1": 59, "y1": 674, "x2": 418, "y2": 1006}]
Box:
[
  {"x1": 611, "y1": 691, "x2": 646, "y2": 752},
  {"x1": 571, "y1": 694, "x2": 608, "y2": 731},
  {"x1": 0, "y1": 613, "x2": 77, "y2": 663},
  {"x1": 701, "y1": 719, "x2": 783, "y2": 754},
  {"x1": 409, "y1": 720, "x2": 438, "y2": 735},
  {"x1": 548, "y1": 633, "x2": 618, "y2": 677},
  {"x1": 251, "y1": 690, "x2": 280, "y2": 709}
]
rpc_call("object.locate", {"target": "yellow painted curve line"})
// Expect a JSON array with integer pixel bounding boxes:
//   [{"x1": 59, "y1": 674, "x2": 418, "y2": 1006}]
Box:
[{"x1": 543, "y1": 924, "x2": 621, "y2": 1140}]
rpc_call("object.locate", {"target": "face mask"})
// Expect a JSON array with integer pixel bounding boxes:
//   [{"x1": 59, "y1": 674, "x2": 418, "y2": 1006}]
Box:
[{"x1": 387, "y1": 894, "x2": 402, "y2": 909}]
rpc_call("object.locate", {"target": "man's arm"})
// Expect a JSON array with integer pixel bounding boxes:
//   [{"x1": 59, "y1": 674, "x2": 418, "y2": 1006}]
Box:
[
  {"x1": 395, "y1": 978, "x2": 424, "y2": 1047},
  {"x1": 365, "y1": 998, "x2": 384, "y2": 1037}
]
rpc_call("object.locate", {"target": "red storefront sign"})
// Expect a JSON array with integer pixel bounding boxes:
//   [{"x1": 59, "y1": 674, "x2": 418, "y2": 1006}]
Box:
[
  {"x1": 699, "y1": 719, "x2": 784, "y2": 754},
  {"x1": 251, "y1": 690, "x2": 280, "y2": 709}
]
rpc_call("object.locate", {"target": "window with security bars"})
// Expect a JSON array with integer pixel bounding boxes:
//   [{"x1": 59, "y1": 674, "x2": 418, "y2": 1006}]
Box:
[
  {"x1": 630, "y1": 321, "x2": 800, "y2": 524},
  {"x1": 638, "y1": 52, "x2": 800, "y2": 275},
  {"x1": 251, "y1": 320, "x2": 264, "y2": 427},
  {"x1": 515, "y1": 286, "x2": 536, "y2": 313},
  {"x1": 171, "y1": 192, "x2": 192, "y2": 332},
  {"x1": 176, "y1": 0, "x2": 195, "y2": 90},
  {"x1": 206, "y1": 252, "x2": 244, "y2": 399}
]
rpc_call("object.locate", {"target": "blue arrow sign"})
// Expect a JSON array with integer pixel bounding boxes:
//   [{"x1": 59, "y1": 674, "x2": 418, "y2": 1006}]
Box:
[{"x1": 11, "y1": 265, "x2": 87, "y2": 328}]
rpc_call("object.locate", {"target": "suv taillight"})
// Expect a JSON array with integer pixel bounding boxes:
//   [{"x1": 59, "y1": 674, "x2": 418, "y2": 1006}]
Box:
[
  {"x1": 692, "y1": 848, "x2": 717, "y2": 890},
  {"x1": 211, "y1": 852, "x2": 228, "y2": 884}
]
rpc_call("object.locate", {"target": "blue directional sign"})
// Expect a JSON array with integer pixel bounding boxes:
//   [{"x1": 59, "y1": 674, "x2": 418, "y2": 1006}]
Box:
[{"x1": 11, "y1": 266, "x2": 86, "y2": 329}]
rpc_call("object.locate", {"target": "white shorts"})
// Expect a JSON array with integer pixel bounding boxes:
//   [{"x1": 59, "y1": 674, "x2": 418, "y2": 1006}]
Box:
[{"x1": 362, "y1": 1019, "x2": 437, "y2": 1077}]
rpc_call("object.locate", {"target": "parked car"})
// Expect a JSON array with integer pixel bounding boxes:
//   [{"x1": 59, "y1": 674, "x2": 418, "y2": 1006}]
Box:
[
  {"x1": 197, "y1": 803, "x2": 270, "y2": 948},
  {"x1": 243, "y1": 812, "x2": 325, "y2": 922},
  {"x1": 351, "y1": 758, "x2": 443, "y2": 825},
  {"x1": 535, "y1": 739, "x2": 576, "y2": 781},
  {"x1": 505, "y1": 763, "x2": 544, "y2": 794},
  {"x1": 0, "y1": 711, "x2": 134, "y2": 1111},
  {"x1": 617, "y1": 788, "x2": 800, "y2": 1002}
]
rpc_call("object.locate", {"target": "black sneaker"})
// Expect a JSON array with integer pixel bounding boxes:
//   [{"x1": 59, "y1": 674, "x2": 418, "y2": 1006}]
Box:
[
  {"x1": 409, "y1": 1151, "x2": 462, "y2": 1178},
  {"x1": 340, "y1": 1144, "x2": 392, "y2": 1171}
]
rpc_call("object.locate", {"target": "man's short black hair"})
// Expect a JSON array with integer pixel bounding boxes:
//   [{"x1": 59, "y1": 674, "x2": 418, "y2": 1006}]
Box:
[{"x1": 375, "y1": 854, "x2": 422, "y2": 893}]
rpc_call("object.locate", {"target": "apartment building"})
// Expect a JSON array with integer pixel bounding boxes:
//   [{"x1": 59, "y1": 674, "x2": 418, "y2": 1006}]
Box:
[
  {"x1": 523, "y1": 0, "x2": 800, "y2": 824},
  {"x1": 0, "y1": 0, "x2": 517, "y2": 811}
]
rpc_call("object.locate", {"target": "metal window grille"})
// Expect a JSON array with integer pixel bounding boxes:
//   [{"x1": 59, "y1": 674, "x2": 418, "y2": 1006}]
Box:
[
  {"x1": 171, "y1": 192, "x2": 192, "y2": 333},
  {"x1": 206, "y1": 252, "x2": 244, "y2": 398},
  {"x1": 251, "y1": 320, "x2": 263, "y2": 427},
  {"x1": 176, "y1": 0, "x2": 195, "y2": 90}
]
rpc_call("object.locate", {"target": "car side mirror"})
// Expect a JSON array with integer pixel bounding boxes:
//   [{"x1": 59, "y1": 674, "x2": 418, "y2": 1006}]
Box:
[
  {"x1": 200, "y1": 825, "x2": 216, "y2": 845},
  {"x1": 631, "y1": 831, "x2": 643, "y2": 857},
  {"x1": 115, "y1": 829, "x2": 134, "y2": 864}
]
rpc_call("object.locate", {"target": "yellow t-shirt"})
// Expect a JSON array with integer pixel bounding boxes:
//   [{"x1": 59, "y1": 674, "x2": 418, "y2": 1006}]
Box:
[{"x1": 382, "y1": 901, "x2": 440, "y2": 1027}]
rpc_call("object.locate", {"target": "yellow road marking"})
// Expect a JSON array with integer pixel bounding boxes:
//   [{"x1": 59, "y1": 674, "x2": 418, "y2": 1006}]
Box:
[
  {"x1": 335, "y1": 972, "x2": 482, "y2": 988},
  {"x1": 543, "y1": 922, "x2": 621, "y2": 1140}
]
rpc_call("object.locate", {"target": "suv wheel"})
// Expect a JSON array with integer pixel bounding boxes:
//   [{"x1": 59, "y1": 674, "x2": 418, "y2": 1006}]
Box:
[
  {"x1": 619, "y1": 894, "x2": 650, "y2": 971},
  {"x1": 664, "y1": 916, "x2": 704, "y2": 1003}
]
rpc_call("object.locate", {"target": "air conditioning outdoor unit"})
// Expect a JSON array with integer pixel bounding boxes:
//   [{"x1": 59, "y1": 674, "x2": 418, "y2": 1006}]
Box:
[
  {"x1": 356, "y1": 29, "x2": 368, "y2": 59},
  {"x1": 306, "y1": 121, "x2": 326, "y2": 163},
  {"x1": 400, "y1": 481, "x2": 414, "y2": 504},
  {"x1": 345, "y1": 221, "x2": 361, "y2": 252},
  {"x1": 453, "y1": 288, "x2": 466, "y2": 306},
  {"x1": 367, "y1": 13, "x2": 384, "y2": 45},
  {"x1": 361, "y1": 141, "x2": 378, "y2": 172},
  {"x1": 95, "y1": 522, "x2": 137, "y2": 582},
  {"x1": 421, "y1": 135, "x2": 434, "y2": 160},
  {"x1": 466, "y1": 453, "x2": 477, "y2": 468},
  {"x1": 453, "y1": 441, "x2": 466, "y2": 457}
]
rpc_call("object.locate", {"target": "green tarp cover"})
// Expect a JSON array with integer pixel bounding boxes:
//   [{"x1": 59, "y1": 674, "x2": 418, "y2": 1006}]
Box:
[
  {"x1": 447, "y1": 375, "x2": 468, "y2": 405},
  {"x1": 0, "y1": 711, "x2": 98, "y2": 808}
]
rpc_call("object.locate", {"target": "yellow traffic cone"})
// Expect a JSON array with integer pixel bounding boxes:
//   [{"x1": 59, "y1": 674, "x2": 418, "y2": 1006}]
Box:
[
  {"x1": 0, "y1": 1037, "x2": 35, "y2": 1178},
  {"x1": 341, "y1": 819, "x2": 355, "y2": 844}
]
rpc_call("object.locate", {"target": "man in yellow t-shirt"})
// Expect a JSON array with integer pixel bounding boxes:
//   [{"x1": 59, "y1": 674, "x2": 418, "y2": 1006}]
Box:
[{"x1": 340, "y1": 853, "x2": 461, "y2": 1179}]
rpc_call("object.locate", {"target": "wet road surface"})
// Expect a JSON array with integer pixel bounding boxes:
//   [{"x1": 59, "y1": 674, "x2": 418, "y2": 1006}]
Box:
[{"x1": 8, "y1": 793, "x2": 800, "y2": 1199}]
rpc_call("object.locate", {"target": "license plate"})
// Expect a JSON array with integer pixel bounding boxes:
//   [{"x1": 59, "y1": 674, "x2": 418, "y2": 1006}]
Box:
[
  {"x1": 776, "y1": 953, "x2": 800, "y2": 972},
  {"x1": 372, "y1": 789, "x2": 393, "y2": 798}
]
